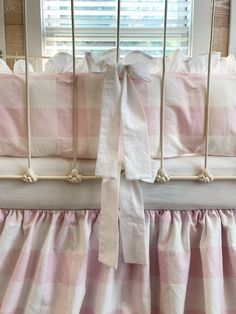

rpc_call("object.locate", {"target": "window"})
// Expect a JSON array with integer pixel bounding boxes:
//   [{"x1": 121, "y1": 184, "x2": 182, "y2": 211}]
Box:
[
  {"x1": 0, "y1": 0, "x2": 214, "y2": 62},
  {"x1": 41, "y1": 0, "x2": 193, "y2": 57}
]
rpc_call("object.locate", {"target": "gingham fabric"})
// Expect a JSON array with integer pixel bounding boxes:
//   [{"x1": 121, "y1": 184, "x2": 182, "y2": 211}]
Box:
[
  {"x1": 0, "y1": 209, "x2": 236, "y2": 314},
  {"x1": 1, "y1": 69, "x2": 236, "y2": 159},
  {"x1": 0, "y1": 72, "x2": 104, "y2": 158}
]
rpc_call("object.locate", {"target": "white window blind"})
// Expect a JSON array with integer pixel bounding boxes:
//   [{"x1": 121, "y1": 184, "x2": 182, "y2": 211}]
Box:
[{"x1": 41, "y1": 0, "x2": 192, "y2": 57}]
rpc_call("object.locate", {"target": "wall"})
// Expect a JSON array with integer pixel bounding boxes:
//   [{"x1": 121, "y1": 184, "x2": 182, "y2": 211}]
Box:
[{"x1": 2, "y1": 0, "x2": 232, "y2": 63}]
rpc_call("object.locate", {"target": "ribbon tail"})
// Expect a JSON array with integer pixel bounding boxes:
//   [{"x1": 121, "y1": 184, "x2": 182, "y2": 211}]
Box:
[
  {"x1": 121, "y1": 72, "x2": 152, "y2": 180},
  {"x1": 98, "y1": 172, "x2": 121, "y2": 269},
  {"x1": 95, "y1": 65, "x2": 121, "y2": 179},
  {"x1": 119, "y1": 177, "x2": 148, "y2": 265}
]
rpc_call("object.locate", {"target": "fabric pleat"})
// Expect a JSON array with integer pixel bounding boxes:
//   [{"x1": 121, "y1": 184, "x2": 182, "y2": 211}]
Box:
[{"x1": 0, "y1": 209, "x2": 236, "y2": 314}]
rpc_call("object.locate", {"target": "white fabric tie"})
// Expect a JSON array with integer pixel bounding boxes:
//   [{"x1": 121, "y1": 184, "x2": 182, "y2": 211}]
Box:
[
  {"x1": 119, "y1": 177, "x2": 148, "y2": 265},
  {"x1": 96, "y1": 65, "x2": 121, "y2": 179},
  {"x1": 98, "y1": 175, "x2": 120, "y2": 268},
  {"x1": 96, "y1": 62, "x2": 152, "y2": 180},
  {"x1": 96, "y1": 63, "x2": 156, "y2": 268},
  {"x1": 120, "y1": 64, "x2": 152, "y2": 180}
]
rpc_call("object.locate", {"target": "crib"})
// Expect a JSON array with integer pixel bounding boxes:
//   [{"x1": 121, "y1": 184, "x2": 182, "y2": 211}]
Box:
[{"x1": 0, "y1": 0, "x2": 236, "y2": 313}]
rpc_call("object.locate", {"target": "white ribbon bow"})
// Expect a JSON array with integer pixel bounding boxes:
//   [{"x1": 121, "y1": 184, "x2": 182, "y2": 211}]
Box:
[{"x1": 96, "y1": 63, "x2": 157, "y2": 268}]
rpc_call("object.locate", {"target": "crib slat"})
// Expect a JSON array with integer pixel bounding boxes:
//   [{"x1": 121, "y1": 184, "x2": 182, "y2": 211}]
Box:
[
  {"x1": 198, "y1": 0, "x2": 216, "y2": 183},
  {"x1": 116, "y1": 0, "x2": 121, "y2": 63},
  {"x1": 66, "y1": 0, "x2": 83, "y2": 184},
  {"x1": 156, "y1": 0, "x2": 170, "y2": 184},
  {"x1": 23, "y1": 0, "x2": 31, "y2": 169},
  {"x1": 22, "y1": 0, "x2": 38, "y2": 183}
]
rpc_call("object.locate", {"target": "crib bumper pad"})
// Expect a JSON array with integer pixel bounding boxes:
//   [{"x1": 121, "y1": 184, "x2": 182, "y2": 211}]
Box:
[{"x1": 1, "y1": 72, "x2": 236, "y2": 159}]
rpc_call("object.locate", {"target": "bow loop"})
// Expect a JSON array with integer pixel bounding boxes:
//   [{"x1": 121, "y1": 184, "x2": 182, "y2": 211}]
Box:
[{"x1": 118, "y1": 62, "x2": 152, "y2": 82}]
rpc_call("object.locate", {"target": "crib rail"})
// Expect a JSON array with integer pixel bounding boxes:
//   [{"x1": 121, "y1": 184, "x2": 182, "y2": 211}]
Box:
[
  {"x1": 156, "y1": 0, "x2": 169, "y2": 184},
  {"x1": 199, "y1": 0, "x2": 216, "y2": 183},
  {"x1": 23, "y1": 0, "x2": 33, "y2": 180},
  {"x1": 1, "y1": 174, "x2": 236, "y2": 183},
  {"x1": 0, "y1": 0, "x2": 227, "y2": 184}
]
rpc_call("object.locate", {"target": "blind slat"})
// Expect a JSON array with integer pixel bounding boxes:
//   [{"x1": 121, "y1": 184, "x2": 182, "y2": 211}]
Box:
[{"x1": 42, "y1": 0, "x2": 192, "y2": 57}]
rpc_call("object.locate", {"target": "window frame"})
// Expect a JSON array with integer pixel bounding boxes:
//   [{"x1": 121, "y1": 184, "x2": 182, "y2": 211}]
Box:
[
  {"x1": 191, "y1": 0, "x2": 213, "y2": 56},
  {"x1": 229, "y1": 0, "x2": 236, "y2": 56},
  {"x1": 0, "y1": 0, "x2": 6, "y2": 59},
  {"x1": 25, "y1": 0, "x2": 44, "y2": 59},
  {"x1": 1, "y1": 0, "x2": 216, "y2": 60}
]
